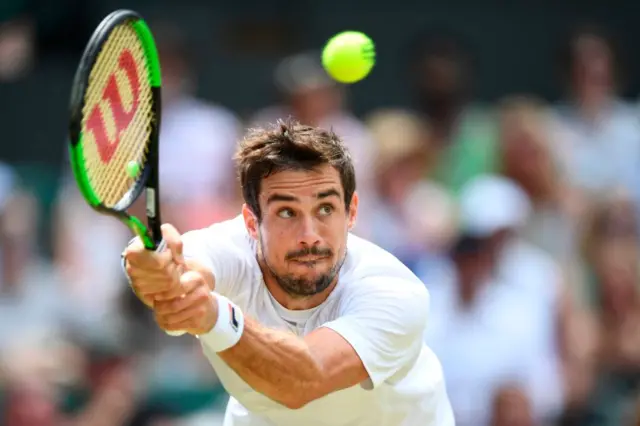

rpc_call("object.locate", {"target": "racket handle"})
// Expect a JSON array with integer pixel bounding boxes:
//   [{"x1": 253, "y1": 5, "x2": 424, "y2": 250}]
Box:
[
  {"x1": 122, "y1": 237, "x2": 187, "y2": 337},
  {"x1": 156, "y1": 239, "x2": 187, "y2": 337}
]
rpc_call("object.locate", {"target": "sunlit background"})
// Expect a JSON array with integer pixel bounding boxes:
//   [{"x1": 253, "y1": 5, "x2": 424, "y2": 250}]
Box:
[{"x1": 2, "y1": 1, "x2": 640, "y2": 425}]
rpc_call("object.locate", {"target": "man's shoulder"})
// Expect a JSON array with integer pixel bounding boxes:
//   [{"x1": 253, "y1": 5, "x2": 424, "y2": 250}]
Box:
[
  {"x1": 182, "y1": 215, "x2": 253, "y2": 252},
  {"x1": 345, "y1": 233, "x2": 420, "y2": 275},
  {"x1": 180, "y1": 215, "x2": 260, "y2": 298},
  {"x1": 341, "y1": 233, "x2": 428, "y2": 298}
]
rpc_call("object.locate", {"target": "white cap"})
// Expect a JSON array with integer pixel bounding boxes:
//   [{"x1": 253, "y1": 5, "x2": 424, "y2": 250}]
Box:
[{"x1": 458, "y1": 174, "x2": 531, "y2": 237}]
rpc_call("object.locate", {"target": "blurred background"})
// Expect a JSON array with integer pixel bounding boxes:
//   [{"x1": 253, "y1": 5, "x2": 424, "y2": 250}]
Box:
[{"x1": 3, "y1": 0, "x2": 640, "y2": 425}]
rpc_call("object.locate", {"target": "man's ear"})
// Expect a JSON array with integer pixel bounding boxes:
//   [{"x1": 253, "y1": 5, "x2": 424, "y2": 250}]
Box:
[
  {"x1": 242, "y1": 204, "x2": 259, "y2": 240},
  {"x1": 347, "y1": 192, "x2": 358, "y2": 231}
]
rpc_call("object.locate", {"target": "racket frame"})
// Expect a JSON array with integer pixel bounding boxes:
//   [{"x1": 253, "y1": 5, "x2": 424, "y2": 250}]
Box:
[{"x1": 68, "y1": 9, "x2": 163, "y2": 250}]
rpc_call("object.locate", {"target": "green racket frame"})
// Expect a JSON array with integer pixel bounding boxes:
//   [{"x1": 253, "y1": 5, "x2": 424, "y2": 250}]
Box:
[{"x1": 68, "y1": 9, "x2": 163, "y2": 250}]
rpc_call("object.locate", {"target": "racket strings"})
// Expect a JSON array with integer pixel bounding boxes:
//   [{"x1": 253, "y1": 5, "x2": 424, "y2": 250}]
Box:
[{"x1": 80, "y1": 23, "x2": 154, "y2": 208}]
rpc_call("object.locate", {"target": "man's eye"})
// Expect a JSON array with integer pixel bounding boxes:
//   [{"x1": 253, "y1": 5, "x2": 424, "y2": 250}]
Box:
[
  {"x1": 319, "y1": 205, "x2": 333, "y2": 216},
  {"x1": 278, "y1": 209, "x2": 294, "y2": 219}
]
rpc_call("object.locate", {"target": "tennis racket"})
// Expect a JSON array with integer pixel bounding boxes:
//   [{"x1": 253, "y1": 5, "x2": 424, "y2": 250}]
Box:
[{"x1": 68, "y1": 9, "x2": 184, "y2": 336}]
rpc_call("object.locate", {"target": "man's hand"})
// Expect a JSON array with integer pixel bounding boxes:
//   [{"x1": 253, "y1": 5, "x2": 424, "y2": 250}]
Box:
[
  {"x1": 123, "y1": 224, "x2": 185, "y2": 308},
  {"x1": 153, "y1": 271, "x2": 218, "y2": 335}
]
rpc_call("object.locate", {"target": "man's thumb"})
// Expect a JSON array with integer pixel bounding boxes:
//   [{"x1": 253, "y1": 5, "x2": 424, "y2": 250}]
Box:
[{"x1": 161, "y1": 223, "x2": 184, "y2": 265}]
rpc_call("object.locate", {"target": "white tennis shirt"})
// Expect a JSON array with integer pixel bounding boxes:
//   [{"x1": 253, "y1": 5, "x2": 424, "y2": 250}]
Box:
[{"x1": 146, "y1": 215, "x2": 454, "y2": 425}]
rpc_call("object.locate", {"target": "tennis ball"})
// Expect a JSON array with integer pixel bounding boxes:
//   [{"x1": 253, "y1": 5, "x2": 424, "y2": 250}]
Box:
[
  {"x1": 126, "y1": 160, "x2": 140, "y2": 178},
  {"x1": 322, "y1": 31, "x2": 375, "y2": 84}
]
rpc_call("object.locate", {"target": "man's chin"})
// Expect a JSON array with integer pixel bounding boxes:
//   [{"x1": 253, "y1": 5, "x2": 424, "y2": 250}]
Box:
[
  {"x1": 287, "y1": 274, "x2": 321, "y2": 288},
  {"x1": 277, "y1": 275, "x2": 333, "y2": 298}
]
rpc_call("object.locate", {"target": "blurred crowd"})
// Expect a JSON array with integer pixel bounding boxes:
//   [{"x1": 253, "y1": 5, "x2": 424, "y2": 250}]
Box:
[{"x1": 2, "y1": 7, "x2": 640, "y2": 426}]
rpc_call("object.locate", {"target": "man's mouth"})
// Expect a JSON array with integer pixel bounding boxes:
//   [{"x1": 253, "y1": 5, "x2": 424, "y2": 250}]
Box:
[{"x1": 291, "y1": 255, "x2": 328, "y2": 263}]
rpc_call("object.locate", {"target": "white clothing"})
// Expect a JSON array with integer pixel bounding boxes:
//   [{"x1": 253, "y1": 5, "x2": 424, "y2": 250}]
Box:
[
  {"x1": 552, "y1": 100, "x2": 640, "y2": 200},
  {"x1": 421, "y1": 238, "x2": 564, "y2": 426},
  {"x1": 421, "y1": 258, "x2": 544, "y2": 426},
  {"x1": 180, "y1": 215, "x2": 454, "y2": 426},
  {"x1": 495, "y1": 238, "x2": 565, "y2": 420}
]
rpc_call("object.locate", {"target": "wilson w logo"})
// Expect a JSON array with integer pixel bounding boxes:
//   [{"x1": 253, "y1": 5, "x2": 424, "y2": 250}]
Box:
[{"x1": 86, "y1": 49, "x2": 141, "y2": 163}]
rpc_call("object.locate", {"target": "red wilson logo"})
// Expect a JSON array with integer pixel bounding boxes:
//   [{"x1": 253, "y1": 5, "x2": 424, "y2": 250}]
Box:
[{"x1": 86, "y1": 49, "x2": 141, "y2": 163}]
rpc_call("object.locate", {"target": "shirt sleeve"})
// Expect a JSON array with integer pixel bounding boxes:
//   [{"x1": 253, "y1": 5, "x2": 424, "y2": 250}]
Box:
[
  {"x1": 322, "y1": 277, "x2": 430, "y2": 389},
  {"x1": 180, "y1": 226, "x2": 251, "y2": 297}
]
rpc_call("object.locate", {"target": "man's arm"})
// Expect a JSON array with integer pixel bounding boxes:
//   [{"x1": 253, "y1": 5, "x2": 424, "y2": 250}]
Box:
[
  {"x1": 214, "y1": 319, "x2": 368, "y2": 409},
  {"x1": 146, "y1": 229, "x2": 429, "y2": 409},
  {"x1": 194, "y1": 274, "x2": 429, "y2": 409},
  {"x1": 152, "y1": 265, "x2": 365, "y2": 409}
]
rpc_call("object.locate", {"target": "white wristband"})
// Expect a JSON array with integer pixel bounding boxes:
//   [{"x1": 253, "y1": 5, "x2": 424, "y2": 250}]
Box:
[{"x1": 198, "y1": 293, "x2": 245, "y2": 352}]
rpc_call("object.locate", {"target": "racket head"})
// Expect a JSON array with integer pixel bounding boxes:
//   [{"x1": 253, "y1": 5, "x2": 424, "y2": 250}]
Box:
[{"x1": 68, "y1": 9, "x2": 162, "y2": 249}]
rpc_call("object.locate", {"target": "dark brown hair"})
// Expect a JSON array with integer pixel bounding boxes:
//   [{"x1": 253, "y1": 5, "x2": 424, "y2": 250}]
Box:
[
  {"x1": 234, "y1": 118, "x2": 356, "y2": 220},
  {"x1": 556, "y1": 23, "x2": 624, "y2": 91}
]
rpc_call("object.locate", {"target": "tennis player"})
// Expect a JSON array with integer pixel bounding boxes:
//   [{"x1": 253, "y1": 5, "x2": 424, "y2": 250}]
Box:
[{"x1": 123, "y1": 120, "x2": 454, "y2": 426}]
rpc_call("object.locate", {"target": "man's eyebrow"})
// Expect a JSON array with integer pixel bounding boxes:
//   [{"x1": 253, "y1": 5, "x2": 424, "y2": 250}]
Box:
[
  {"x1": 315, "y1": 189, "x2": 341, "y2": 200},
  {"x1": 266, "y1": 193, "x2": 299, "y2": 204}
]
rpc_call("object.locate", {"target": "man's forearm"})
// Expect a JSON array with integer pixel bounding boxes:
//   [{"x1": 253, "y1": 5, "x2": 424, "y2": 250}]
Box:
[{"x1": 213, "y1": 317, "x2": 324, "y2": 409}]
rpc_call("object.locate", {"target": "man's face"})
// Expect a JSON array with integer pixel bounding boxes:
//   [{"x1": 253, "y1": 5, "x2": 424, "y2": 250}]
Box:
[{"x1": 243, "y1": 164, "x2": 357, "y2": 298}]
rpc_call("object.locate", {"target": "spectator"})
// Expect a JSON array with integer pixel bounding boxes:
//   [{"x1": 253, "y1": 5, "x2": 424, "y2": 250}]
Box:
[
  {"x1": 423, "y1": 175, "x2": 569, "y2": 425},
  {"x1": 405, "y1": 31, "x2": 498, "y2": 193},
  {"x1": 152, "y1": 22, "x2": 243, "y2": 232},
  {"x1": 357, "y1": 108, "x2": 456, "y2": 262},
  {"x1": 498, "y1": 95, "x2": 582, "y2": 270},
  {"x1": 578, "y1": 192, "x2": 640, "y2": 426},
  {"x1": 497, "y1": 95, "x2": 600, "y2": 418},
  {"x1": 0, "y1": 163, "x2": 75, "y2": 377},
  {"x1": 552, "y1": 24, "x2": 640, "y2": 213}
]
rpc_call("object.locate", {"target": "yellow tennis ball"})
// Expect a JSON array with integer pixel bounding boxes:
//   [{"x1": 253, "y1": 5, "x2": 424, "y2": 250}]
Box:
[{"x1": 322, "y1": 31, "x2": 375, "y2": 84}]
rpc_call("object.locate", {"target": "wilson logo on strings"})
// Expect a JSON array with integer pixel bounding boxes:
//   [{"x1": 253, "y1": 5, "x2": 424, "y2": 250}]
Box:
[{"x1": 86, "y1": 49, "x2": 141, "y2": 163}]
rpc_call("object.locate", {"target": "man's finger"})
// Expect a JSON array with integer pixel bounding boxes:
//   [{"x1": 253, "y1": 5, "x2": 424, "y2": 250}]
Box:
[
  {"x1": 154, "y1": 293, "x2": 189, "y2": 314},
  {"x1": 130, "y1": 273, "x2": 174, "y2": 294},
  {"x1": 127, "y1": 265, "x2": 173, "y2": 282},
  {"x1": 152, "y1": 285, "x2": 188, "y2": 301},
  {"x1": 157, "y1": 320, "x2": 196, "y2": 335},
  {"x1": 125, "y1": 246, "x2": 172, "y2": 271},
  {"x1": 157, "y1": 305, "x2": 201, "y2": 326},
  {"x1": 129, "y1": 261, "x2": 181, "y2": 294},
  {"x1": 154, "y1": 272, "x2": 204, "y2": 313},
  {"x1": 161, "y1": 223, "x2": 185, "y2": 265},
  {"x1": 138, "y1": 283, "x2": 175, "y2": 299},
  {"x1": 157, "y1": 316, "x2": 199, "y2": 336}
]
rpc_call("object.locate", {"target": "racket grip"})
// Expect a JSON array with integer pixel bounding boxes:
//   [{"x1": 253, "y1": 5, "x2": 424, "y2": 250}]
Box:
[{"x1": 156, "y1": 239, "x2": 187, "y2": 337}]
